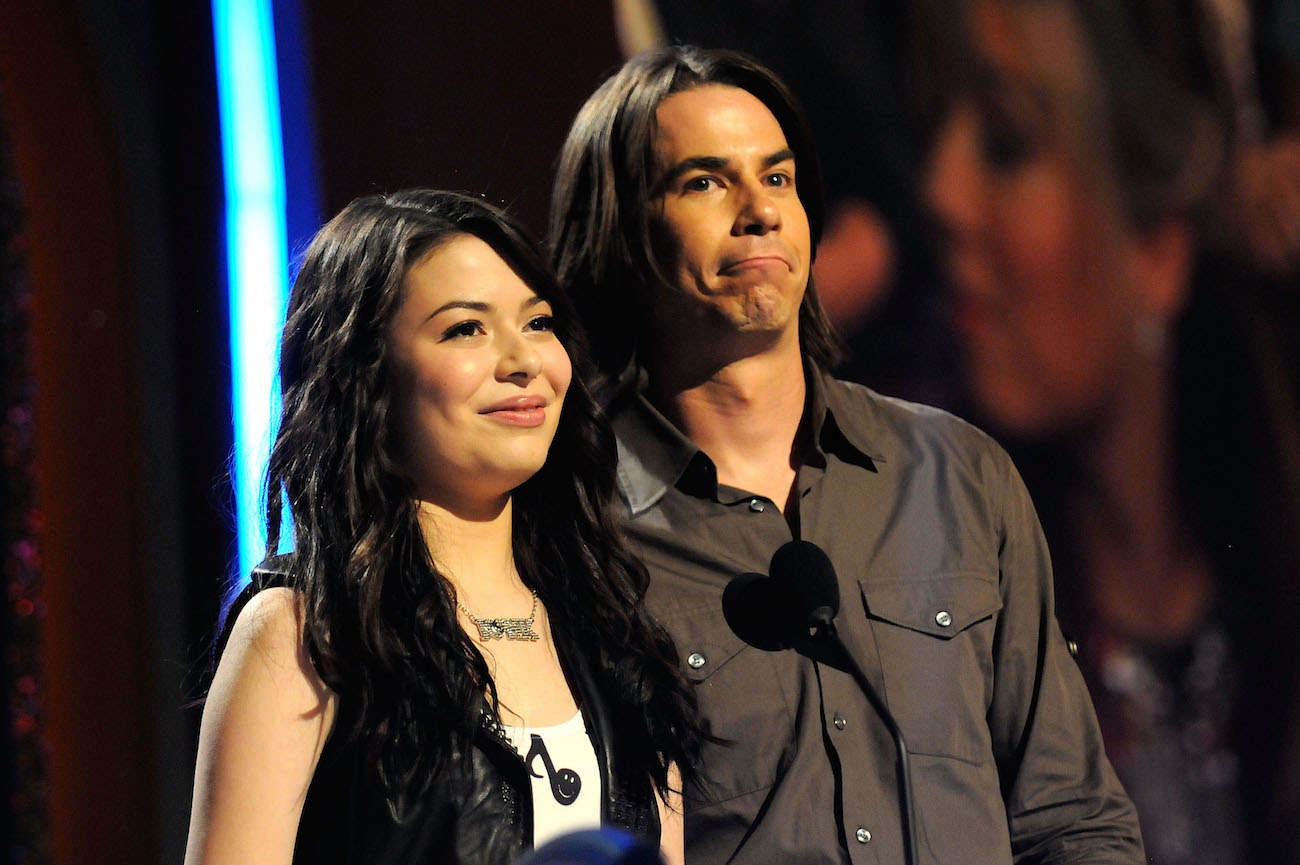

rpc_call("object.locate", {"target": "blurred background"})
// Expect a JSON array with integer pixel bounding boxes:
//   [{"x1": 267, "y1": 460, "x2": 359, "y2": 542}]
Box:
[{"x1": 2, "y1": 1, "x2": 1298, "y2": 864}]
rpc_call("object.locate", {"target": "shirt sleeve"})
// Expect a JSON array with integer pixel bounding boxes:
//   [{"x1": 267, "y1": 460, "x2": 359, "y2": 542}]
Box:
[{"x1": 986, "y1": 451, "x2": 1146, "y2": 864}]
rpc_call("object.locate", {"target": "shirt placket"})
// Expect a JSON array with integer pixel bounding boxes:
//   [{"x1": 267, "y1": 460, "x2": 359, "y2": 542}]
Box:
[{"x1": 801, "y1": 462, "x2": 894, "y2": 865}]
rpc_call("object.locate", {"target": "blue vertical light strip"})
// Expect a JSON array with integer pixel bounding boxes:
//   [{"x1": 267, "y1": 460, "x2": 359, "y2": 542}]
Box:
[{"x1": 212, "y1": 0, "x2": 289, "y2": 580}]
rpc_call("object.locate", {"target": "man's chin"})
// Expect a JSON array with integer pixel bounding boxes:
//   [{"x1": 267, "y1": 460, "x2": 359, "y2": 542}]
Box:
[{"x1": 712, "y1": 283, "x2": 790, "y2": 327}]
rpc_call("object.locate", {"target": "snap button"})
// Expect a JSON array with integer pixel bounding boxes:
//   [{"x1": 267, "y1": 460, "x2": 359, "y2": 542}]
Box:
[
  {"x1": 855, "y1": 827, "x2": 871, "y2": 844},
  {"x1": 833, "y1": 713, "x2": 847, "y2": 731},
  {"x1": 748, "y1": 498, "x2": 766, "y2": 513},
  {"x1": 687, "y1": 652, "x2": 707, "y2": 669},
  {"x1": 935, "y1": 610, "x2": 953, "y2": 627}
]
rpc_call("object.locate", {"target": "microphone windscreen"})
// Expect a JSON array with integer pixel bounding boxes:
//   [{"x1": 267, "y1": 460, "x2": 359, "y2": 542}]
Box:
[
  {"x1": 723, "y1": 571, "x2": 795, "y2": 651},
  {"x1": 769, "y1": 540, "x2": 840, "y2": 620}
]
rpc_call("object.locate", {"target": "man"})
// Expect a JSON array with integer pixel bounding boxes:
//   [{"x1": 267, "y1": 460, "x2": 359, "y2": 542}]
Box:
[{"x1": 549, "y1": 46, "x2": 1143, "y2": 864}]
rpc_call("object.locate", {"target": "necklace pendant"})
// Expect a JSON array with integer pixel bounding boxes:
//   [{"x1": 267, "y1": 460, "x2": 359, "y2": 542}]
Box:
[
  {"x1": 499, "y1": 619, "x2": 540, "y2": 642},
  {"x1": 461, "y1": 589, "x2": 541, "y2": 642},
  {"x1": 473, "y1": 617, "x2": 539, "y2": 642}
]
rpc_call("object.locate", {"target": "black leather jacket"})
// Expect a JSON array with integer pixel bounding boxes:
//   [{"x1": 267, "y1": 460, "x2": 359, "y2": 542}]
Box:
[{"x1": 220, "y1": 564, "x2": 660, "y2": 865}]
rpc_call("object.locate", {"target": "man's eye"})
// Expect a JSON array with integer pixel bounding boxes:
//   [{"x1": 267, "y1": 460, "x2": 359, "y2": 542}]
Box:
[
  {"x1": 441, "y1": 320, "x2": 485, "y2": 340},
  {"x1": 526, "y1": 315, "x2": 556, "y2": 332},
  {"x1": 766, "y1": 172, "x2": 793, "y2": 188},
  {"x1": 683, "y1": 176, "x2": 718, "y2": 193}
]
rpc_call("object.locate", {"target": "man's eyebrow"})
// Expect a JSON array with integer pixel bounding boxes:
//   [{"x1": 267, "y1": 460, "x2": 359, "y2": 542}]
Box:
[
  {"x1": 762, "y1": 148, "x2": 796, "y2": 169},
  {"x1": 656, "y1": 149, "x2": 797, "y2": 192},
  {"x1": 657, "y1": 155, "x2": 728, "y2": 190}
]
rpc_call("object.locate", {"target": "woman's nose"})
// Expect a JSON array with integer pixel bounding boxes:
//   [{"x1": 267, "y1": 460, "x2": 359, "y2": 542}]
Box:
[
  {"x1": 924, "y1": 106, "x2": 983, "y2": 240},
  {"x1": 497, "y1": 332, "x2": 543, "y2": 382}
]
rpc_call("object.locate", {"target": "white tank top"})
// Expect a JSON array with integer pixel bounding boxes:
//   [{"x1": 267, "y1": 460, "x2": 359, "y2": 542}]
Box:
[{"x1": 501, "y1": 709, "x2": 602, "y2": 846}]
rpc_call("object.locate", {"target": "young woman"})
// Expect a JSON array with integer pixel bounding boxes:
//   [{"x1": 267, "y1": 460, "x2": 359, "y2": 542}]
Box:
[
  {"x1": 924, "y1": 2, "x2": 1300, "y2": 862},
  {"x1": 183, "y1": 190, "x2": 702, "y2": 865}
]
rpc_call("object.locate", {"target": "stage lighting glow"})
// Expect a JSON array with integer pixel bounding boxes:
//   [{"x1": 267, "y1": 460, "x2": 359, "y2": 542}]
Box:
[{"x1": 212, "y1": 0, "x2": 288, "y2": 581}]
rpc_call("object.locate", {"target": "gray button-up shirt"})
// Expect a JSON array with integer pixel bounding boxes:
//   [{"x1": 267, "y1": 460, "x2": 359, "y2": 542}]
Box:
[{"x1": 611, "y1": 368, "x2": 1143, "y2": 864}]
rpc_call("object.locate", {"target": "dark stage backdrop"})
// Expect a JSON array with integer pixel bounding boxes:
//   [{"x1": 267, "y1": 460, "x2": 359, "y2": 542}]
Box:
[{"x1": 305, "y1": 2, "x2": 623, "y2": 242}]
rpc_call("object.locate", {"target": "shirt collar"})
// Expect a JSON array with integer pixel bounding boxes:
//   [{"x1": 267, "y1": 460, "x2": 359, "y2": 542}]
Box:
[
  {"x1": 612, "y1": 388, "x2": 699, "y2": 516},
  {"x1": 612, "y1": 365, "x2": 885, "y2": 517},
  {"x1": 810, "y1": 365, "x2": 886, "y2": 469}
]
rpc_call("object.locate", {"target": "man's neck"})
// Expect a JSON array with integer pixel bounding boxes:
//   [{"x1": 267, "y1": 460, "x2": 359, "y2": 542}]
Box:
[{"x1": 648, "y1": 332, "x2": 808, "y2": 512}]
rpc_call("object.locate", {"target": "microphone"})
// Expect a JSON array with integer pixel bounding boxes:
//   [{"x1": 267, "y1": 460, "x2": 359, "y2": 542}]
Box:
[
  {"x1": 519, "y1": 827, "x2": 661, "y2": 865},
  {"x1": 722, "y1": 571, "x2": 797, "y2": 651},
  {"x1": 768, "y1": 539, "x2": 839, "y2": 631},
  {"x1": 764, "y1": 540, "x2": 918, "y2": 865}
]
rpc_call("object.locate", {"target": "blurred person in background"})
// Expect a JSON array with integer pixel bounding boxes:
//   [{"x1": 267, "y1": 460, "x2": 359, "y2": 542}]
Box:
[
  {"x1": 1205, "y1": 0, "x2": 1300, "y2": 276},
  {"x1": 924, "y1": 1, "x2": 1300, "y2": 862}
]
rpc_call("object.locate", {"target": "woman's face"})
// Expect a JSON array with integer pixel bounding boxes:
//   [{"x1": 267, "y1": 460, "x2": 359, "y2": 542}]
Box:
[
  {"x1": 386, "y1": 234, "x2": 572, "y2": 510},
  {"x1": 925, "y1": 0, "x2": 1151, "y2": 437}
]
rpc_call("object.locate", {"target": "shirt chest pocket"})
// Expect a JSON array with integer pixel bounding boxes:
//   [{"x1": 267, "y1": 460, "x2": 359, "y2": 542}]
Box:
[
  {"x1": 860, "y1": 572, "x2": 1002, "y2": 764},
  {"x1": 667, "y1": 603, "x2": 797, "y2": 805}
]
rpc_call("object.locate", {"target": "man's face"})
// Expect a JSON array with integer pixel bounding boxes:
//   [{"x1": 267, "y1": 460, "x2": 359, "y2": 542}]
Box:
[{"x1": 648, "y1": 85, "x2": 812, "y2": 348}]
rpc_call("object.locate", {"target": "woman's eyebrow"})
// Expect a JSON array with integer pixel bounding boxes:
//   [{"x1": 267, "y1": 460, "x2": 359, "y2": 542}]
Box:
[
  {"x1": 424, "y1": 299, "x2": 491, "y2": 322},
  {"x1": 425, "y1": 296, "x2": 548, "y2": 322}
]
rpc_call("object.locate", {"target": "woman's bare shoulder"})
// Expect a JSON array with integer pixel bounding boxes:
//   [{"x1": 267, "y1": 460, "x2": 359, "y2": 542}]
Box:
[
  {"x1": 185, "y1": 588, "x2": 336, "y2": 865},
  {"x1": 217, "y1": 585, "x2": 331, "y2": 708}
]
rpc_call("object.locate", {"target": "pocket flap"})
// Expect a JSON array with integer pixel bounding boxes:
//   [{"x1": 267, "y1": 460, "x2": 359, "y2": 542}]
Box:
[
  {"x1": 663, "y1": 599, "x2": 796, "y2": 802},
  {"x1": 671, "y1": 602, "x2": 749, "y2": 682},
  {"x1": 861, "y1": 572, "x2": 1002, "y2": 637}
]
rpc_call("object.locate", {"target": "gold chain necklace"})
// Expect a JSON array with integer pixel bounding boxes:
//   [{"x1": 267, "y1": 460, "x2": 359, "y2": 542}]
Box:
[{"x1": 457, "y1": 589, "x2": 541, "y2": 642}]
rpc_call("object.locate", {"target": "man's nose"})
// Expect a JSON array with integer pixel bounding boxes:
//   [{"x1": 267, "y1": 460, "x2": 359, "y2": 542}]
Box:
[{"x1": 734, "y1": 181, "x2": 781, "y2": 236}]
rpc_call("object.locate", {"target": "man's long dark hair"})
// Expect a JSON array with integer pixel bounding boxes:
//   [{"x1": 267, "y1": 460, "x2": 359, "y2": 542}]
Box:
[
  {"x1": 549, "y1": 45, "x2": 842, "y2": 388},
  {"x1": 263, "y1": 189, "x2": 702, "y2": 815}
]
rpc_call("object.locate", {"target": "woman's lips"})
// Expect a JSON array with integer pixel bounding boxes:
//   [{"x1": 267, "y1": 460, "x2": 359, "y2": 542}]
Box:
[
  {"x1": 481, "y1": 396, "x2": 548, "y2": 428},
  {"x1": 944, "y1": 251, "x2": 997, "y2": 345},
  {"x1": 952, "y1": 290, "x2": 987, "y2": 338}
]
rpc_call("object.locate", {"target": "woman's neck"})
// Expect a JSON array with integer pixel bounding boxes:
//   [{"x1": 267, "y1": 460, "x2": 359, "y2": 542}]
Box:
[
  {"x1": 1071, "y1": 350, "x2": 1213, "y2": 643},
  {"x1": 416, "y1": 494, "x2": 529, "y2": 607}
]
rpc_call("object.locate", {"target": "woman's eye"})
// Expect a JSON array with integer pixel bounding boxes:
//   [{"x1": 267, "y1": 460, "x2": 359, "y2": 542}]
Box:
[
  {"x1": 979, "y1": 119, "x2": 1032, "y2": 170},
  {"x1": 441, "y1": 320, "x2": 485, "y2": 340},
  {"x1": 526, "y1": 315, "x2": 556, "y2": 332},
  {"x1": 976, "y1": 88, "x2": 1043, "y2": 171}
]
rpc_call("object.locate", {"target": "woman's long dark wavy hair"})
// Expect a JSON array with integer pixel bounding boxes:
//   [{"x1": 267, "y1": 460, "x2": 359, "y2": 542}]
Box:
[{"x1": 263, "y1": 189, "x2": 702, "y2": 815}]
